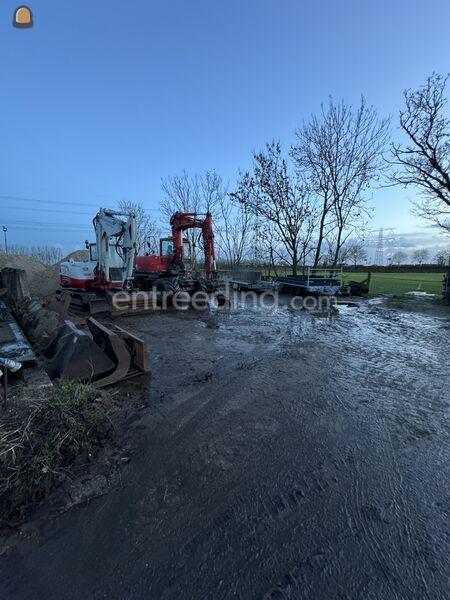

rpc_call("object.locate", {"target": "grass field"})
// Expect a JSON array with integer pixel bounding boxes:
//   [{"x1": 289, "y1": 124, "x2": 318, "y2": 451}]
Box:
[
  {"x1": 342, "y1": 271, "x2": 445, "y2": 296},
  {"x1": 236, "y1": 266, "x2": 446, "y2": 297}
]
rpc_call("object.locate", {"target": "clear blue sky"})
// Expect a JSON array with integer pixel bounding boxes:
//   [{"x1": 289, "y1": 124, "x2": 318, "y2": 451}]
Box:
[{"x1": 1, "y1": 0, "x2": 450, "y2": 255}]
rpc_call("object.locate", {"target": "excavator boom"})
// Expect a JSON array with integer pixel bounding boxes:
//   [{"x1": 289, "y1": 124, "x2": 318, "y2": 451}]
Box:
[{"x1": 170, "y1": 212, "x2": 216, "y2": 276}]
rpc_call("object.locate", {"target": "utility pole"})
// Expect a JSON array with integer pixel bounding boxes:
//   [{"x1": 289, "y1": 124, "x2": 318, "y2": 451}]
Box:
[
  {"x1": 2, "y1": 226, "x2": 7, "y2": 254},
  {"x1": 368, "y1": 228, "x2": 396, "y2": 265},
  {"x1": 374, "y1": 229, "x2": 384, "y2": 265}
]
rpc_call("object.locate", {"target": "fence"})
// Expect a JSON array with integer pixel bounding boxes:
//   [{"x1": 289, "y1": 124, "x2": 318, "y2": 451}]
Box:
[{"x1": 444, "y1": 272, "x2": 450, "y2": 302}]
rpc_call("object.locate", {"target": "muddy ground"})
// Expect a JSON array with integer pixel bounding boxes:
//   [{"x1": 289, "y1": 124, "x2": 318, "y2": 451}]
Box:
[{"x1": 0, "y1": 294, "x2": 449, "y2": 599}]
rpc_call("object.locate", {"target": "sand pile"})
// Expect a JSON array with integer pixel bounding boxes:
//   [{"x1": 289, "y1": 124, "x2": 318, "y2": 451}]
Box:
[
  {"x1": 0, "y1": 250, "x2": 89, "y2": 298},
  {"x1": 0, "y1": 253, "x2": 46, "y2": 281},
  {"x1": 29, "y1": 250, "x2": 89, "y2": 298}
]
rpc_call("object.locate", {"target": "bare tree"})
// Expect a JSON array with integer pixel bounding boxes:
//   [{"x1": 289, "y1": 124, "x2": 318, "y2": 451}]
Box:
[
  {"x1": 435, "y1": 248, "x2": 450, "y2": 266},
  {"x1": 0, "y1": 244, "x2": 28, "y2": 256},
  {"x1": 412, "y1": 247, "x2": 429, "y2": 265},
  {"x1": 30, "y1": 246, "x2": 62, "y2": 265},
  {"x1": 230, "y1": 142, "x2": 317, "y2": 275},
  {"x1": 161, "y1": 171, "x2": 200, "y2": 220},
  {"x1": 390, "y1": 74, "x2": 450, "y2": 233},
  {"x1": 391, "y1": 250, "x2": 408, "y2": 265},
  {"x1": 292, "y1": 96, "x2": 390, "y2": 266},
  {"x1": 118, "y1": 200, "x2": 160, "y2": 254},
  {"x1": 161, "y1": 171, "x2": 226, "y2": 265},
  {"x1": 248, "y1": 220, "x2": 285, "y2": 275},
  {"x1": 339, "y1": 239, "x2": 368, "y2": 266},
  {"x1": 216, "y1": 197, "x2": 253, "y2": 268},
  {"x1": 0, "y1": 244, "x2": 62, "y2": 264},
  {"x1": 319, "y1": 236, "x2": 338, "y2": 267}
]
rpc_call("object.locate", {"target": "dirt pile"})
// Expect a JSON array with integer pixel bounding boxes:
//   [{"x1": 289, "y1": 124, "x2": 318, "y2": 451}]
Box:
[
  {"x1": 29, "y1": 250, "x2": 89, "y2": 298},
  {"x1": 0, "y1": 250, "x2": 89, "y2": 298},
  {"x1": 0, "y1": 254, "x2": 46, "y2": 283}
]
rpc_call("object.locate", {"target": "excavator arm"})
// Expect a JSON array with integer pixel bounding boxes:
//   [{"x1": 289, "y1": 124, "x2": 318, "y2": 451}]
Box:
[
  {"x1": 170, "y1": 212, "x2": 216, "y2": 276},
  {"x1": 94, "y1": 209, "x2": 137, "y2": 286}
]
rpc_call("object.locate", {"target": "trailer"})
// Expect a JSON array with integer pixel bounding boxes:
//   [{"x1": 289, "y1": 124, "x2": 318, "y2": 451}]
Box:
[
  {"x1": 226, "y1": 269, "x2": 277, "y2": 293},
  {"x1": 230, "y1": 279, "x2": 279, "y2": 293},
  {"x1": 276, "y1": 268, "x2": 342, "y2": 296}
]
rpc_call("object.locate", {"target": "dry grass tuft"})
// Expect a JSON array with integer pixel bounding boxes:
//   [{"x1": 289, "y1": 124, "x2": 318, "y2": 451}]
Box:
[{"x1": 0, "y1": 380, "x2": 112, "y2": 524}]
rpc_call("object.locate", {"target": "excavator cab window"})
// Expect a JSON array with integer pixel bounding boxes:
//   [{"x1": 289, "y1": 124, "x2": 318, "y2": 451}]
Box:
[
  {"x1": 161, "y1": 239, "x2": 174, "y2": 256},
  {"x1": 183, "y1": 240, "x2": 192, "y2": 269},
  {"x1": 89, "y1": 242, "x2": 123, "y2": 268},
  {"x1": 160, "y1": 237, "x2": 192, "y2": 270},
  {"x1": 89, "y1": 243, "x2": 98, "y2": 262}
]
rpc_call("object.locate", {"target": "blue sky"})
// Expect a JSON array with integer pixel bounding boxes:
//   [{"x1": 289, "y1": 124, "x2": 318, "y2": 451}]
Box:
[{"x1": 1, "y1": 0, "x2": 450, "y2": 256}]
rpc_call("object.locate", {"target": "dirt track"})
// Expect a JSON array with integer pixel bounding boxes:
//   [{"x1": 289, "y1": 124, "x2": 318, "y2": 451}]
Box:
[{"x1": 0, "y1": 295, "x2": 449, "y2": 599}]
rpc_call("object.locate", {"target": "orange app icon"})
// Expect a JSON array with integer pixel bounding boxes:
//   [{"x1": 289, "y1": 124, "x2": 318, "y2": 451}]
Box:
[{"x1": 13, "y1": 6, "x2": 33, "y2": 28}]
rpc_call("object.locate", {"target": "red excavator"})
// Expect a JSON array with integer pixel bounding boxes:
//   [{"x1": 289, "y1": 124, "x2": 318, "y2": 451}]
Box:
[{"x1": 134, "y1": 211, "x2": 218, "y2": 293}]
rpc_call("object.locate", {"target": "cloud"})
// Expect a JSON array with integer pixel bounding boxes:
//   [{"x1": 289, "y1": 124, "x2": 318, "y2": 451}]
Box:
[
  {"x1": 366, "y1": 229, "x2": 449, "y2": 252},
  {"x1": 362, "y1": 228, "x2": 449, "y2": 262}
]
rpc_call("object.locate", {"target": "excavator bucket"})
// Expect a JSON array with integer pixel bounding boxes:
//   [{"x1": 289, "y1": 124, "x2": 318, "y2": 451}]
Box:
[
  {"x1": 86, "y1": 318, "x2": 150, "y2": 386},
  {"x1": 44, "y1": 289, "x2": 72, "y2": 317},
  {"x1": 2, "y1": 270, "x2": 150, "y2": 388},
  {"x1": 43, "y1": 320, "x2": 117, "y2": 383},
  {"x1": 44, "y1": 317, "x2": 150, "y2": 387}
]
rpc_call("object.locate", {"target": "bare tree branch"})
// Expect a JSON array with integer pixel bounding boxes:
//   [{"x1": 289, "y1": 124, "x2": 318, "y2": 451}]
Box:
[
  {"x1": 230, "y1": 142, "x2": 317, "y2": 275},
  {"x1": 160, "y1": 171, "x2": 226, "y2": 265},
  {"x1": 389, "y1": 73, "x2": 450, "y2": 233},
  {"x1": 117, "y1": 199, "x2": 160, "y2": 254},
  {"x1": 293, "y1": 96, "x2": 389, "y2": 266},
  {"x1": 215, "y1": 198, "x2": 253, "y2": 268}
]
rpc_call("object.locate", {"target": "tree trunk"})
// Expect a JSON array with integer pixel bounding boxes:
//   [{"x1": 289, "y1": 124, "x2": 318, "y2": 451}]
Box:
[
  {"x1": 332, "y1": 226, "x2": 343, "y2": 267},
  {"x1": 292, "y1": 248, "x2": 298, "y2": 276},
  {"x1": 269, "y1": 248, "x2": 278, "y2": 277},
  {"x1": 313, "y1": 197, "x2": 329, "y2": 267}
]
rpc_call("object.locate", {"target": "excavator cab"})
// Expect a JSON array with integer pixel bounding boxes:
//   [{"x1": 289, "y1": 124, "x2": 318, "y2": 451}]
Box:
[
  {"x1": 88, "y1": 243, "x2": 125, "y2": 283},
  {"x1": 160, "y1": 237, "x2": 192, "y2": 271},
  {"x1": 134, "y1": 211, "x2": 216, "y2": 291}
]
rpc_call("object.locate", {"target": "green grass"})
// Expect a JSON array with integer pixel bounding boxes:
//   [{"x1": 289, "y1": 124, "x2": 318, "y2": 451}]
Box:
[{"x1": 342, "y1": 271, "x2": 445, "y2": 295}]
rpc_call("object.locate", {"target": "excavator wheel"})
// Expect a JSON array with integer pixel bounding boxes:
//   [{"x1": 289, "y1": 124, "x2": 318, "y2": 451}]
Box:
[
  {"x1": 195, "y1": 278, "x2": 210, "y2": 293},
  {"x1": 160, "y1": 278, "x2": 180, "y2": 297}
]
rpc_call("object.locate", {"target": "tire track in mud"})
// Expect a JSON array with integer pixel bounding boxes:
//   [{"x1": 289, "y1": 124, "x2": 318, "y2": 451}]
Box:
[
  {"x1": 383, "y1": 429, "x2": 433, "y2": 600},
  {"x1": 170, "y1": 462, "x2": 349, "y2": 599},
  {"x1": 130, "y1": 304, "x2": 448, "y2": 599},
  {"x1": 334, "y1": 323, "x2": 446, "y2": 600},
  {"x1": 2, "y1": 299, "x2": 449, "y2": 600},
  {"x1": 115, "y1": 335, "x2": 350, "y2": 598}
]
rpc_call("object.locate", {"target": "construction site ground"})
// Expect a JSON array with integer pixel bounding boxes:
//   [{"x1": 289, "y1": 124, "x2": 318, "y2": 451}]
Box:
[{"x1": 0, "y1": 293, "x2": 449, "y2": 599}]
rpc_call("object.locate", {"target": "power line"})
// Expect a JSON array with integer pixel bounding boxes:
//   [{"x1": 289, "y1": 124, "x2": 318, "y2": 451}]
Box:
[
  {"x1": 0, "y1": 194, "x2": 97, "y2": 208},
  {"x1": 0, "y1": 194, "x2": 159, "y2": 212},
  {"x1": 2, "y1": 205, "x2": 94, "y2": 216},
  {"x1": 1, "y1": 219, "x2": 90, "y2": 231}
]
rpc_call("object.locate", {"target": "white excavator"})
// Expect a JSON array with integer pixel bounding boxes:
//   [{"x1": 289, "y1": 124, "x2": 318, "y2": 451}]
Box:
[{"x1": 60, "y1": 208, "x2": 137, "y2": 313}]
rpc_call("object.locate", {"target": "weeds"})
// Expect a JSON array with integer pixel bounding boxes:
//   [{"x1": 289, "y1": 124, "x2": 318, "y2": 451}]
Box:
[{"x1": 0, "y1": 380, "x2": 112, "y2": 524}]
